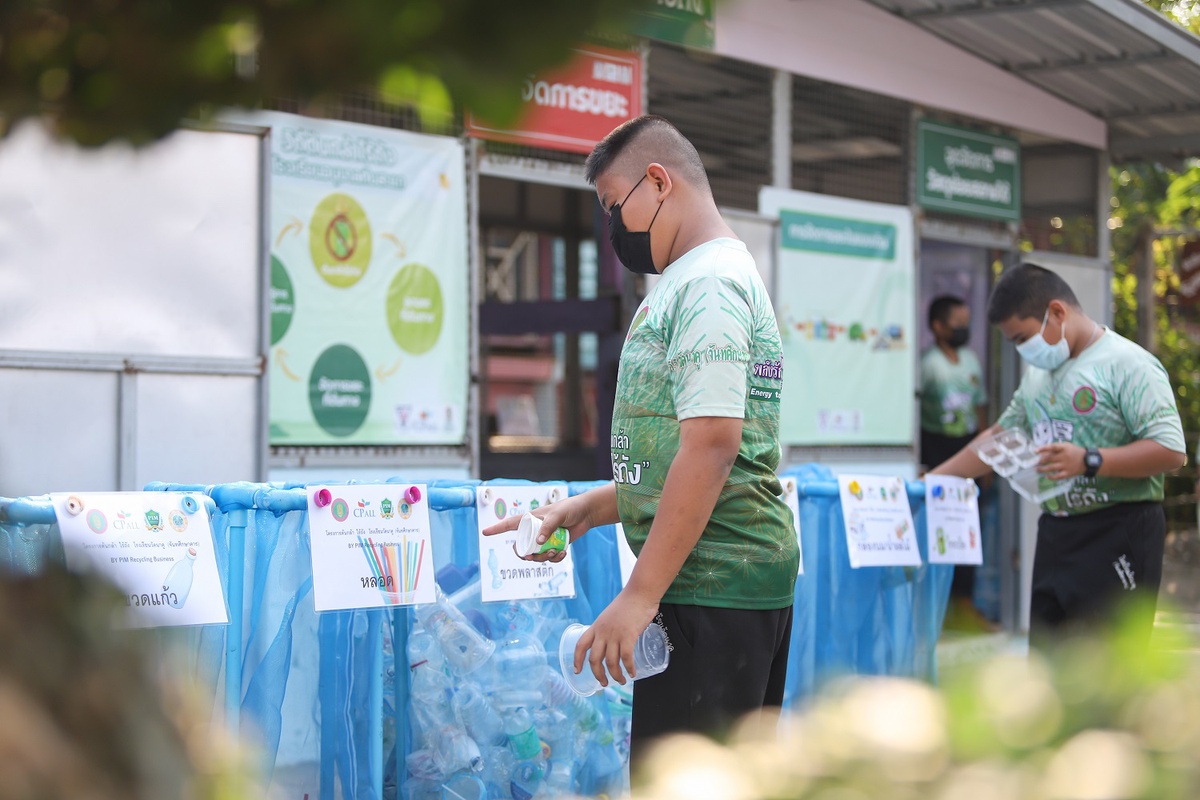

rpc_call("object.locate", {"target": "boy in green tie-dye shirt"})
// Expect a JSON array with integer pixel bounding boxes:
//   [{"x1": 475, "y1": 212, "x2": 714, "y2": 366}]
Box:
[
  {"x1": 483, "y1": 116, "x2": 798, "y2": 765},
  {"x1": 933, "y1": 263, "x2": 1185, "y2": 651}
]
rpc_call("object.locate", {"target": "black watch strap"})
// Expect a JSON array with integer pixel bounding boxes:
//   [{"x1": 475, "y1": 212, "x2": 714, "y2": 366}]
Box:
[{"x1": 1083, "y1": 447, "x2": 1103, "y2": 478}]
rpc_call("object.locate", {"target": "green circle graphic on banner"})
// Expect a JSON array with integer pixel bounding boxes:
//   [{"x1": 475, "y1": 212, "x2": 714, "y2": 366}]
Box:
[
  {"x1": 386, "y1": 264, "x2": 444, "y2": 355},
  {"x1": 308, "y1": 344, "x2": 372, "y2": 437},
  {"x1": 270, "y1": 255, "x2": 295, "y2": 345},
  {"x1": 309, "y1": 193, "x2": 372, "y2": 288}
]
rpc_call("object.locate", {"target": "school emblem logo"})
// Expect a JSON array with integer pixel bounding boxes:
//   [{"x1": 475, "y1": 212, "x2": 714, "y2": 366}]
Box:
[
  {"x1": 1072, "y1": 386, "x2": 1098, "y2": 414},
  {"x1": 168, "y1": 510, "x2": 188, "y2": 533},
  {"x1": 144, "y1": 509, "x2": 164, "y2": 533},
  {"x1": 86, "y1": 509, "x2": 107, "y2": 534},
  {"x1": 380, "y1": 498, "x2": 394, "y2": 519}
]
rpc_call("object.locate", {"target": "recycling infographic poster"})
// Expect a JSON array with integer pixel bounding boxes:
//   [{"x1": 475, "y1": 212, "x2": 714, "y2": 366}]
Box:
[
  {"x1": 306, "y1": 483, "x2": 436, "y2": 611},
  {"x1": 258, "y1": 111, "x2": 468, "y2": 445},
  {"x1": 51, "y1": 492, "x2": 228, "y2": 629},
  {"x1": 759, "y1": 187, "x2": 915, "y2": 445},
  {"x1": 836, "y1": 475, "x2": 921, "y2": 568},
  {"x1": 475, "y1": 484, "x2": 576, "y2": 603},
  {"x1": 924, "y1": 475, "x2": 983, "y2": 566}
]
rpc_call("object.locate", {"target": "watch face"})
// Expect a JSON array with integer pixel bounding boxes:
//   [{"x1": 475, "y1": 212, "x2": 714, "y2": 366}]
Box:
[{"x1": 1085, "y1": 450, "x2": 1102, "y2": 470}]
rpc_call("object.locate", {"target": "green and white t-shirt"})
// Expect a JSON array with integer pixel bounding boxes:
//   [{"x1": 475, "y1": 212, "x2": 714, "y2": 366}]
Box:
[
  {"x1": 920, "y1": 346, "x2": 986, "y2": 437},
  {"x1": 996, "y1": 328, "x2": 1185, "y2": 516},
  {"x1": 612, "y1": 238, "x2": 799, "y2": 609}
]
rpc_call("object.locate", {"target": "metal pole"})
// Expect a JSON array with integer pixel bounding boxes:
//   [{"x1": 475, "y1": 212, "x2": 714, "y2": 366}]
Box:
[{"x1": 1137, "y1": 223, "x2": 1157, "y2": 352}]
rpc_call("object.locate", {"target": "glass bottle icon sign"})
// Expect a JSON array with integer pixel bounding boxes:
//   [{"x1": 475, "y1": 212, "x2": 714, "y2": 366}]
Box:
[{"x1": 162, "y1": 547, "x2": 197, "y2": 609}]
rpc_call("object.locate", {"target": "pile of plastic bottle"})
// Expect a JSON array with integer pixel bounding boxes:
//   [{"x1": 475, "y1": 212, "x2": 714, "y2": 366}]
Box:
[{"x1": 398, "y1": 564, "x2": 630, "y2": 800}]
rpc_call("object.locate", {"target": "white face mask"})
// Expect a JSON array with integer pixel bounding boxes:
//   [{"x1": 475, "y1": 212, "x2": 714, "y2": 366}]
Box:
[{"x1": 1015, "y1": 308, "x2": 1070, "y2": 370}]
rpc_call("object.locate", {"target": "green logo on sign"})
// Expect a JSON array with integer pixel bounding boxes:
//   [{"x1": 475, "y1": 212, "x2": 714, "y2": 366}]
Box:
[
  {"x1": 387, "y1": 264, "x2": 444, "y2": 355},
  {"x1": 308, "y1": 344, "x2": 372, "y2": 437},
  {"x1": 270, "y1": 255, "x2": 295, "y2": 345},
  {"x1": 310, "y1": 193, "x2": 373, "y2": 288},
  {"x1": 144, "y1": 509, "x2": 163, "y2": 532},
  {"x1": 780, "y1": 210, "x2": 896, "y2": 260}
]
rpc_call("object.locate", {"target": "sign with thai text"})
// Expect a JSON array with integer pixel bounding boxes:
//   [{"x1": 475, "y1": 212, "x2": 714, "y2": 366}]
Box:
[
  {"x1": 476, "y1": 484, "x2": 576, "y2": 602},
  {"x1": 307, "y1": 483, "x2": 436, "y2": 611},
  {"x1": 52, "y1": 492, "x2": 227, "y2": 629},
  {"x1": 465, "y1": 44, "x2": 642, "y2": 154},
  {"x1": 924, "y1": 476, "x2": 983, "y2": 565},
  {"x1": 632, "y1": 0, "x2": 715, "y2": 48},
  {"x1": 836, "y1": 475, "x2": 921, "y2": 568},
  {"x1": 916, "y1": 119, "x2": 1021, "y2": 222},
  {"x1": 761, "y1": 187, "x2": 915, "y2": 445}
]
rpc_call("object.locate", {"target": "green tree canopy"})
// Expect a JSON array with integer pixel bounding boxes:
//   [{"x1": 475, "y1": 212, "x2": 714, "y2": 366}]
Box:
[{"x1": 0, "y1": 0, "x2": 642, "y2": 146}]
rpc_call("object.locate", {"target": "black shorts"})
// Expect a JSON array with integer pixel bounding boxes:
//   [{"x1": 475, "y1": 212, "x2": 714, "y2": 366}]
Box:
[
  {"x1": 1030, "y1": 502, "x2": 1165, "y2": 651},
  {"x1": 630, "y1": 603, "x2": 792, "y2": 768}
]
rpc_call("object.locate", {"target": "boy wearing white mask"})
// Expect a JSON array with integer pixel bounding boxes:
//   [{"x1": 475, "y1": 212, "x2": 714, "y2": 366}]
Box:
[{"x1": 932, "y1": 263, "x2": 1185, "y2": 650}]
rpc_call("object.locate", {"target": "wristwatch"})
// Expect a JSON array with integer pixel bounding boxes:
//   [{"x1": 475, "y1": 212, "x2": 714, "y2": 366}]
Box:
[{"x1": 1083, "y1": 447, "x2": 1103, "y2": 478}]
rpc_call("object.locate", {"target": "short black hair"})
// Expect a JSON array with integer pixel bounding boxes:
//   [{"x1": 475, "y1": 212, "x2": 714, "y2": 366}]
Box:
[
  {"x1": 584, "y1": 115, "x2": 710, "y2": 192},
  {"x1": 986, "y1": 262, "x2": 1080, "y2": 324},
  {"x1": 928, "y1": 295, "x2": 966, "y2": 330}
]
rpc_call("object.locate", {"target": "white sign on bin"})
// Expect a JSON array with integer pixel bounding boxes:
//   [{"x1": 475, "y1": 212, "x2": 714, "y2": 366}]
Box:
[
  {"x1": 52, "y1": 492, "x2": 228, "y2": 629},
  {"x1": 615, "y1": 522, "x2": 637, "y2": 587},
  {"x1": 780, "y1": 476, "x2": 805, "y2": 576},
  {"x1": 307, "y1": 483, "x2": 436, "y2": 611},
  {"x1": 924, "y1": 476, "x2": 983, "y2": 565},
  {"x1": 476, "y1": 484, "x2": 575, "y2": 602},
  {"x1": 836, "y1": 475, "x2": 922, "y2": 568}
]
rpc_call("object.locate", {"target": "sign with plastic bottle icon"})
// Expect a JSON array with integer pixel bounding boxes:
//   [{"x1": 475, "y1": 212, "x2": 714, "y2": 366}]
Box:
[
  {"x1": 247, "y1": 110, "x2": 469, "y2": 446},
  {"x1": 51, "y1": 492, "x2": 227, "y2": 629},
  {"x1": 759, "y1": 187, "x2": 915, "y2": 446},
  {"x1": 924, "y1": 475, "x2": 983, "y2": 566},
  {"x1": 836, "y1": 475, "x2": 921, "y2": 568},
  {"x1": 780, "y1": 476, "x2": 805, "y2": 576},
  {"x1": 306, "y1": 483, "x2": 436, "y2": 611},
  {"x1": 475, "y1": 484, "x2": 575, "y2": 603}
]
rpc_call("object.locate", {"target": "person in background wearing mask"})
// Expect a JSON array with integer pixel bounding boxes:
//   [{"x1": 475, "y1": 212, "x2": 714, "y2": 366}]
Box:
[
  {"x1": 932, "y1": 263, "x2": 1185, "y2": 651},
  {"x1": 920, "y1": 295, "x2": 993, "y2": 631},
  {"x1": 484, "y1": 115, "x2": 798, "y2": 767}
]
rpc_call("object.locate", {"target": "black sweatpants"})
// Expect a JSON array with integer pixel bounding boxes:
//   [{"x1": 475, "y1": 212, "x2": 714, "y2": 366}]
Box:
[
  {"x1": 1029, "y1": 501, "x2": 1165, "y2": 652},
  {"x1": 630, "y1": 603, "x2": 793, "y2": 769}
]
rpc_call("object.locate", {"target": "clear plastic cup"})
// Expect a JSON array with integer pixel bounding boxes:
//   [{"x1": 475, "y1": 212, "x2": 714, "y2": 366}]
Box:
[
  {"x1": 557, "y1": 622, "x2": 669, "y2": 697},
  {"x1": 515, "y1": 513, "x2": 569, "y2": 557}
]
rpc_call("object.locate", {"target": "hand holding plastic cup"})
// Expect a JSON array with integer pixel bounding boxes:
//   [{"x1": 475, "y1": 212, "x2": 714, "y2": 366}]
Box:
[
  {"x1": 515, "y1": 513, "x2": 569, "y2": 558},
  {"x1": 558, "y1": 622, "x2": 669, "y2": 696}
]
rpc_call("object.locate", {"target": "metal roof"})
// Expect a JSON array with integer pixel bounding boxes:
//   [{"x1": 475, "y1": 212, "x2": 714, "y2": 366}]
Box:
[{"x1": 862, "y1": 0, "x2": 1200, "y2": 161}]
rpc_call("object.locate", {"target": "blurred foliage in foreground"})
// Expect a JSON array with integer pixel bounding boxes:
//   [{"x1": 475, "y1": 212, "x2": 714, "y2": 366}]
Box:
[
  {"x1": 631, "y1": 600, "x2": 1200, "y2": 800},
  {"x1": 0, "y1": 566, "x2": 258, "y2": 800},
  {"x1": 0, "y1": 0, "x2": 643, "y2": 146}
]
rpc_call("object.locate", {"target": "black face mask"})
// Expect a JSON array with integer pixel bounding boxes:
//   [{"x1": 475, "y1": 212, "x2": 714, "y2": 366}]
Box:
[
  {"x1": 947, "y1": 326, "x2": 970, "y2": 348},
  {"x1": 608, "y1": 173, "x2": 663, "y2": 275}
]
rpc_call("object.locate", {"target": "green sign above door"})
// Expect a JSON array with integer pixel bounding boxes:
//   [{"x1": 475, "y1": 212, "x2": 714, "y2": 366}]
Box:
[
  {"x1": 916, "y1": 120, "x2": 1021, "y2": 222},
  {"x1": 633, "y1": 0, "x2": 715, "y2": 49}
]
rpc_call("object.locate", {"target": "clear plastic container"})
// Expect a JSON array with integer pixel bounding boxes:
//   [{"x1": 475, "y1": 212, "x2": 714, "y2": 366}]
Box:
[{"x1": 972, "y1": 427, "x2": 1076, "y2": 504}]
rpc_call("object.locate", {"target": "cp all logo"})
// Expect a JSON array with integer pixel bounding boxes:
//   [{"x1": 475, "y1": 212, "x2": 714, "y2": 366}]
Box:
[{"x1": 331, "y1": 499, "x2": 350, "y2": 522}]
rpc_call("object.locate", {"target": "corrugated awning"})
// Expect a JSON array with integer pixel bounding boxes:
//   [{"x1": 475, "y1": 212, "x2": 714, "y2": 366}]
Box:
[{"x1": 862, "y1": 0, "x2": 1200, "y2": 161}]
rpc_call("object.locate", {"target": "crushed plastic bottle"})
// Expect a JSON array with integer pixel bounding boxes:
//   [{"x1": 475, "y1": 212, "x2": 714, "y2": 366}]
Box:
[
  {"x1": 415, "y1": 586, "x2": 496, "y2": 676},
  {"x1": 453, "y1": 682, "x2": 505, "y2": 748}
]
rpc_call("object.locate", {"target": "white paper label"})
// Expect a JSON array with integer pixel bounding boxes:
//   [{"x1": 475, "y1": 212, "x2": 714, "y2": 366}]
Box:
[
  {"x1": 780, "y1": 477, "x2": 805, "y2": 576},
  {"x1": 476, "y1": 484, "x2": 575, "y2": 602},
  {"x1": 307, "y1": 483, "x2": 436, "y2": 611},
  {"x1": 52, "y1": 492, "x2": 228, "y2": 629},
  {"x1": 836, "y1": 474, "x2": 922, "y2": 568},
  {"x1": 924, "y1": 475, "x2": 983, "y2": 565}
]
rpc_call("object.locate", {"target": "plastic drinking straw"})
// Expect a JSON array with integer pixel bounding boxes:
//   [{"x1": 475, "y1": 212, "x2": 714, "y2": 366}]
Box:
[
  {"x1": 360, "y1": 536, "x2": 384, "y2": 586},
  {"x1": 414, "y1": 539, "x2": 425, "y2": 591}
]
